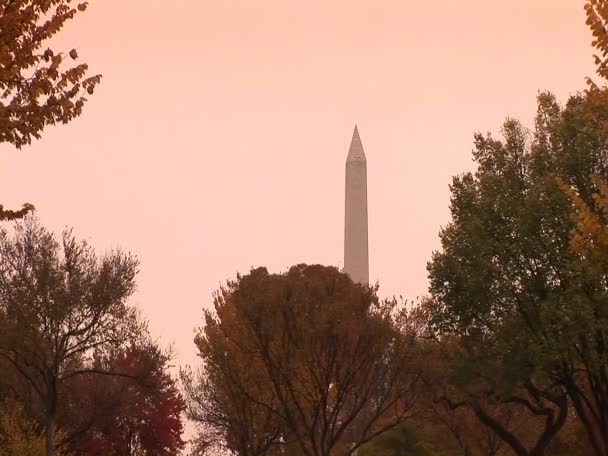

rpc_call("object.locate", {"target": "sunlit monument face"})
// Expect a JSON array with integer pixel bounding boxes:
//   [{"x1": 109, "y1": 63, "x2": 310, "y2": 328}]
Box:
[{"x1": 344, "y1": 125, "x2": 369, "y2": 285}]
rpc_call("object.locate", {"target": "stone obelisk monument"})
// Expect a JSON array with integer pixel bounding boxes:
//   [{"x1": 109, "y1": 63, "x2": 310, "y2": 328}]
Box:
[{"x1": 344, "y1": 125, "x2": 369, "y2": 284}]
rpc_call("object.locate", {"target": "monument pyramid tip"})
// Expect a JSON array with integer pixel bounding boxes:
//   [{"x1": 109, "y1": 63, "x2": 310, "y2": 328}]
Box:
[{"x1": 347, "y1": 125, "x2": 365, "y2": 162}]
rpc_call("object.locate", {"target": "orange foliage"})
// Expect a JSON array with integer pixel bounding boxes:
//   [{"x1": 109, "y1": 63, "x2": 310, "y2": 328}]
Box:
[{"x1": 0, "y1": 0, "x2": 101, "y2": 149}]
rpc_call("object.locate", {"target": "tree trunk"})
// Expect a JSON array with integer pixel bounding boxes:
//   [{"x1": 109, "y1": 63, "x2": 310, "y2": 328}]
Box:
[
  {"x1": 46, "y1": 411, "x2": 55, "y2": 456},
  {"x1": 473, "y1": 407, "x2": 530, "y2": 456},
  {"x1": 563, "y1": 377, "x2": 608, "y2": 456}
]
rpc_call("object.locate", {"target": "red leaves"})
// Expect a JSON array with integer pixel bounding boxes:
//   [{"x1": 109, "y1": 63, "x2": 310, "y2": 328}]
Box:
[{"x1": 71, "y1": 346, "x2": 187, "y2": 456}]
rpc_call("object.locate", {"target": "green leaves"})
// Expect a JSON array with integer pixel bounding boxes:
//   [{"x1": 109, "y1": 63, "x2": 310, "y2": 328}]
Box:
[{"x1": 428, "y1": 88, "x2": 608, "y2": 455}]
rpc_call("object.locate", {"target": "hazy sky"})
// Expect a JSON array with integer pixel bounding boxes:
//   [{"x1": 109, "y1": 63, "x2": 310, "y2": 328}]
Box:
[{"x1": 0, "y1": 0, "x2": 598, "y2": 371}]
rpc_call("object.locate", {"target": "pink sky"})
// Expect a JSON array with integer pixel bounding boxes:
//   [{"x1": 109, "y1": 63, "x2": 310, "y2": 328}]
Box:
[{"x1": 0, "y1": 0, "x2": 598, "y2": 374}]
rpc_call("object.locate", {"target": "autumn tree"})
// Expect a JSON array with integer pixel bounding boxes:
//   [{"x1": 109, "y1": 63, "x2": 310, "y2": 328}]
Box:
[
  {"x1": 0, "y1": 217, "x2": 144, "y2": 456},
  {"x1": 181, "y1": 360, "x2": 285, "y2": 456},
  {"x1": 427, "y1": 90, "x2": 608, "y2": 456},
  {"x1": 62, "y1": 343, "x2": 186, "y2": 456},
  {"x1": 0, "y1": 0, "x2": 101, "y2": 220},
  {"x1": 554, "y1": 170, "x2": 608, "y2": 456},
  {"x1": 183, "y1": 265, "x2": 422, "y2": 456}
]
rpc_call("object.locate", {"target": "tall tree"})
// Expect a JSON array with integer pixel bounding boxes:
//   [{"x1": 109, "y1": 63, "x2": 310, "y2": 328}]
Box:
[
  {"x1": 183, "y1": 265, "x2": 422, "y2": 456},
  {"x1": 0, "y1": 217, "x2": 143, "y2": 456},
  {"x1": 427, "y1": 90, "x2": 608, "y2": 455}
]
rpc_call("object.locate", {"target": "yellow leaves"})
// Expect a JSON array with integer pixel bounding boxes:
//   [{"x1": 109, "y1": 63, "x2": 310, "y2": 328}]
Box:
[
  {"x1": 586, "y1": 1, "x2": 608, "y2": 81},
  {"x1": 0, "y1": 403, "x2": 72, "y2": 456},
  {"x1": 0, "y1": 0, "x2": 100, "y2": 148},
  {"x1": 0, "y1": 403, "x2": 46, "y2": 456},
  {"x1": 559, "y1": 173, "x2": 608, "y2": 271}
]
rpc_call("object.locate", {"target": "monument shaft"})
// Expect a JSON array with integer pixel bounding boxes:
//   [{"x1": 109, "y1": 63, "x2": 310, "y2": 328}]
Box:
[{"x1": 344, "y1": 126, "x2": 369, "y2": 284}]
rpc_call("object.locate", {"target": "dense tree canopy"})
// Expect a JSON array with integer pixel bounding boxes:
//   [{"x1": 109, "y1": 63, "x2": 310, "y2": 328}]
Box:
[
  {"x1": 427, "y1": 89, "x2": 608, "y2": 455},
  {"x1": 183, "y1": 265, "x2": 423, "y2": 456}
]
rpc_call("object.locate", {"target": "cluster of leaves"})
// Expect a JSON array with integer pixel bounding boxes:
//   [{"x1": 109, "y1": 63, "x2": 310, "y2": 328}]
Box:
[
  {"x1": 0, "y1": 203, "x2": 34, "y2": 221},
  {"x1": 586, "y1": 0, "x2": 608, "y2": 83},
  {"x1": 559, "y1": 172, "x2": 608, "y2": 271},
  {"x1": 66, "y1": 345, "x2": 186, "y2": 456},
  {"x1": 0, "y1": 0, "x2": 101, "y2": 149}
]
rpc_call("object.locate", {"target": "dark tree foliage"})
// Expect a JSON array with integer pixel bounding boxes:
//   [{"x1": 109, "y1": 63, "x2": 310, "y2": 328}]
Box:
[
  {"x1": 0, "y1": 217, "x2": 143, "y2": 456},
  {"x1": 183, "y1": 265, "x2": 422, "y2": 456},
  {"x1": 0, "y1": 203, "x2": 34, "y2": 221},
  {"x1": 428, "y1": 90, "x2": 608, "y2": 456}
]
